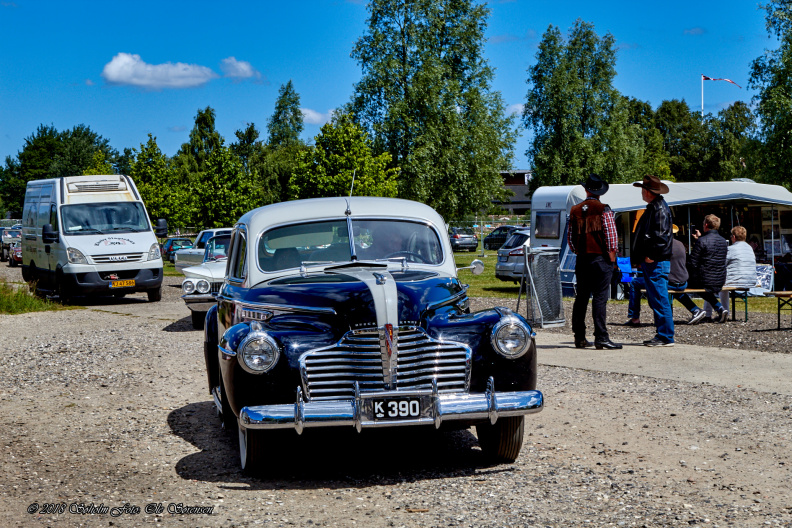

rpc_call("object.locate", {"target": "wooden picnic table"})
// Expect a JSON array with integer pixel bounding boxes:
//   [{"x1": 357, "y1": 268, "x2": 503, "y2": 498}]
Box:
[{"x1": 763, "y1": 291, "x2": 792, "y2": 329}]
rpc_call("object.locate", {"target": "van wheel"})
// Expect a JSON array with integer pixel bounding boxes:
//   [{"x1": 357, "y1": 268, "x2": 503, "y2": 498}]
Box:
[
  {"x1": 0, "y1": 248, "x2": 7, "y2": 262},
  {"x1": 147, "y1": 287, "x2": 162, "y2": 302},
  {"x1": 21, "y1": 264, "x2": 31, "y2": 282}
]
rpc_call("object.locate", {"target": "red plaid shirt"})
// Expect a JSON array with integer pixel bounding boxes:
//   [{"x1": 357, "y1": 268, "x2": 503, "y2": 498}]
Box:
[{"x1": 567, "y1": 197, "x2": 618, "y2": 254}]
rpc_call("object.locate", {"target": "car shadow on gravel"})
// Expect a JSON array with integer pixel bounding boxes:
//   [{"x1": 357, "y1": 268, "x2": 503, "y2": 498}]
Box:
[
  {"x1": 168, "y1": 401, "x2": 511, "y2": 489},
  {"x1": 162, "y1": 316, "x2": 196, "y2": 332}
]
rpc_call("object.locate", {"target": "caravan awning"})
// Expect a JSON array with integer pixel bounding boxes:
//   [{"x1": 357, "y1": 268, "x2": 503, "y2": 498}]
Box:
[{"x1": 600, "y1": 180, "x2": 792, "y2": 213}]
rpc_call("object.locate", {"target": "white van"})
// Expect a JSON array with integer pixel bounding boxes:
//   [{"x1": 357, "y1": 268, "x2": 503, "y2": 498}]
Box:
[{"x1": 21, "y1": 175, "x2": 167, "y2": 301}]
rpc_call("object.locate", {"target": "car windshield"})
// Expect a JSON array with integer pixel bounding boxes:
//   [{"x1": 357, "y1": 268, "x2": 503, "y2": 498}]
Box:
[
  {"x1": 5, "y1": 230, "x2": 20, "y2": 238},
  {"x1": 61, "y1": 202, "x2": 150, "y2": 235},
  {"x1": 258, "y1": 219, "x2": 443, "y2": 272},
  {"x1": 454, "y1": 227, "x2": 475, "y2": 235},
  {"x1": 204, "y1": 235, "x2": 231, "y2": 262}
]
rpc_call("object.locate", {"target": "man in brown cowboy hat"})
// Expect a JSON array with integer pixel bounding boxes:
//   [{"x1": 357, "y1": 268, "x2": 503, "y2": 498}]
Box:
[
  {"x1": 568, "y1": 174, "x2": 622, "y2": 350},
  {"x1": 631, "y1": 175, "x2": 675, "y2": 346}
]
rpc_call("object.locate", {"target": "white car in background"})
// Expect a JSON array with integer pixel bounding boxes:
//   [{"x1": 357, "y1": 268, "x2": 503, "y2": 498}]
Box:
[
  {"x1": 175, "y1": 227, "x2": 232, "y2": 273},
  {"x1": 181, "y1": 234, "x2": 231, "y2": 329}
]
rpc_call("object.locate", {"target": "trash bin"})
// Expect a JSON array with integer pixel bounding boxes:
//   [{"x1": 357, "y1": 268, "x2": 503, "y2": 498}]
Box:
[{"x1": 520, "y1": 247, "x2": 565, "y2": 328}]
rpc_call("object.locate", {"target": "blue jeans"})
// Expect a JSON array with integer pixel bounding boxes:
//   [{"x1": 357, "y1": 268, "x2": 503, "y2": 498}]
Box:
[
  {"x1": 640, "y1": 261, "x2": 674, "y2": 343},
  {"x1": 628, "y1": 278, "x2": 696, "y2": 319}
]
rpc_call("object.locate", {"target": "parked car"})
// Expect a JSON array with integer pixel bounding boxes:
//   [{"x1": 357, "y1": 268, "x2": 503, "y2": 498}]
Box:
[
  {"x1": 495, "y1": 229, "x2": 532, "y2": 283},
  {"x1": 174, "y1": 228, "x2": 232, "y2": 273},
  {"x1": 483, "y1": 225, "x2": 520, "y2": 250},
  {"x1": 161, "y1": 237, "x2": 193, "y2": 263},
  {"x1": 202, "y1": 197, "x2": 543, "y2": 472},
  {"x1": 1, "y1": 227, "x2": 22, "y2": 262},
  {"x1": 8, "y1": 241, "x2": 22, "y2": 267},
  {"x1": 448, "y1": 226, "x2": 478, "y2": 252},
  {"x1": 181, "y1": 234, "x2": 231, "y2": 329}
]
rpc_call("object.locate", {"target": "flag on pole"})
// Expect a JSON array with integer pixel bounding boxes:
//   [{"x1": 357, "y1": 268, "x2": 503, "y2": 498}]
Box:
[{"x1": 702, "y1": 74, "x2": 741, "y2": 88}]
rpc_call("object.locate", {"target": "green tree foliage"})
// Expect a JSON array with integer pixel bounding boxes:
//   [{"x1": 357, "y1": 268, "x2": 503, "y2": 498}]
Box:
[
  {"x1": 267, "y1": 80, "x2": 304, "y2": 147},
  {"x1": 193, "y1": 145, "x2": 258, "y2": 227},
  {"x1": 50, "y1": 124, "x2": 117, "y2": 178},
  {"x1": 653, "y1": 99, "x2": 708, "y2": 181},
  {"x1": 130, "y1": 134, "x2": 194, "y2": 228},
  {"x1": 524, "y1": 20, "x2": 627, "y2": 189},
  {"x1": 350, "y1": 0, "x2": 515, "y2": 220},
  {"x1": 704, "y1": 102, "x2": 756, "y2": 180},
  {"x1": 290, "y1": 112, "x2": 398, "y2": 200},
  {"x1": 750, "y1": 3, "x2": 792, "y2": 187},
  {"x1": 175, "y1": 106, "x2": 224, "y2": 175},
  {"x1": 82, "y1": 151, "x2": 114, "y2": 175}
]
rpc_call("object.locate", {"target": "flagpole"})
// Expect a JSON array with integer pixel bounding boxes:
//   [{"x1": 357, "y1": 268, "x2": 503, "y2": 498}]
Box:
[{"x1": 701, "y1": 75, "x2": 704, "y2": 118}]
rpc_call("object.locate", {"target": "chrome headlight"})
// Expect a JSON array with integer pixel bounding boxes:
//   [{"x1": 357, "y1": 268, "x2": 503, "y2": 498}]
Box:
[
  {"x1": 182, "y1": 280, "x2": 196, "y2": 294},
  {"x1": 67, "y1": 247, "x2": 87, "y2": 264},
  {"x1": 196, "y1": 279, "x2": 210, "y2": 294},
  {"x1": 238, "y1": 331, "x2": 280, "y2": 374},
  {"x1": 148, "y1": 243, "x2": 161, "y2": 261},
  {"x1": 491, "y1": 317, "x2": 532, "y2": 359}
]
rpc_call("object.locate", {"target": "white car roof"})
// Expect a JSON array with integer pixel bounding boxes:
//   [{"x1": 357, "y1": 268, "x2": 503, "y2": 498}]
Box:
[{"x1": 237, "y1": 197, "x2": 458, "y2": 283}]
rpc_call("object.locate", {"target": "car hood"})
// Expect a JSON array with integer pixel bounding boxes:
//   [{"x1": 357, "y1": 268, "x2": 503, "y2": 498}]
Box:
[
  {"x1": 183, "y1": 260, "x2": 227, "y2": 280},
  {"x1": 239, "y1": 267, "x2": 464, "y2": 331}
]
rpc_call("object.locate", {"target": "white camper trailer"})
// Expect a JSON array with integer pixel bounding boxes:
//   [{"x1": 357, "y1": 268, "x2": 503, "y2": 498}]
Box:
[
  {"x1": 21, "y1": 175, "x2": 167, "y2": 301},
  {"x1": 530, "y1": 179, "x2": 792, "y2": 293}
]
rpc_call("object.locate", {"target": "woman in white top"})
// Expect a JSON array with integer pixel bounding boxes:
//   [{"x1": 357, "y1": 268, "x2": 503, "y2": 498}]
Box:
[{"x1": 704, "y1": 226, "x2": 757, "y2": 318}]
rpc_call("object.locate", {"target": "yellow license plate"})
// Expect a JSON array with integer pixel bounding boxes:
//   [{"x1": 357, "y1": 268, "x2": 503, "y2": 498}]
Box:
[{"x1": 110, "y1": 280, "x2": 135, "y2": 288}]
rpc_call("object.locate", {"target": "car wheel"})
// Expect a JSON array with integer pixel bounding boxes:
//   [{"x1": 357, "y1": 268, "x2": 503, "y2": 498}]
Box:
[
  {"x1": 475, "y1": 415, "x2": 525, "y2": 463},
  {"x1": 1, "y1": 249, "x2": 7, "y2": 262},
  {"x1": 192, "y1": 310, "x2": 206, "y2": 330},
  {"x1": 238, "y1": 425, "x2": 265, "y2": 474},
  {"x1": 9, "y1": 257, "x2": 17, "y2": 267},
  {"x1": 147, "y1": 287, "x2": 162, "y2": 302}
]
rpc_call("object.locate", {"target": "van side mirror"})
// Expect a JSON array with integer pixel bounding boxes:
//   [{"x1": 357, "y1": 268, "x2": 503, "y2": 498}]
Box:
[
  {"x1": 155, "y1": 219, "x2": 168, "y2": 238},
  {"x1": 42, "y1": 223, "x2": 58, "y2": 244}
]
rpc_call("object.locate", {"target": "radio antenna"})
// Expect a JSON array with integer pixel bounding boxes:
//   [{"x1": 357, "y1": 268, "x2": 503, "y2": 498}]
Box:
[{"x1": 349, "y1": 169, "x2": 356, "y2": 198}]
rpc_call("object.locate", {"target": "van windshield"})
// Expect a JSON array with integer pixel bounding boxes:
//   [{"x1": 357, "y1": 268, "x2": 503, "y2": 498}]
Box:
[{"x1": 61, "y1": 202, "x2": 150, "y2": 235}]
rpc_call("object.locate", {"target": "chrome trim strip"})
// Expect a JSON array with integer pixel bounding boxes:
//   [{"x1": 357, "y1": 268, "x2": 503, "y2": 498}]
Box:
[
  {"x1": 425, "y1": 286, "x2": 469, "y2": 313},
  {"x1": 231, "y1": 299, "x2": 336, "y2": 316},
  {"x1": 219, "y1": 345, "x2": 236, "y2": 357},
  {"x1": 239, "y1": 386, "x2": 544, "y2": 431}
]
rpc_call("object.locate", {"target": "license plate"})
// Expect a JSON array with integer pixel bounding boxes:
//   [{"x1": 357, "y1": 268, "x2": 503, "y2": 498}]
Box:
[
  {"x1": 110, "y1": 279, "x2": 135, "y2": 288},
  {"x1": 372, "y1": 398, "x2": 421, "y2": 421}
]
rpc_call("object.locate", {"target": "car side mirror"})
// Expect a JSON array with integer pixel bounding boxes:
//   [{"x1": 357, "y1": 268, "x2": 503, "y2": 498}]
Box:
[
  {"x1": 458, "y1": 259, "x2": 484, "y2": 275},
  {"x1": 155, "y1": 219, "x2": 168, "y2": 238},
  {"x1": 42, "y1": 223, "x2": 58, "y2": 244}
]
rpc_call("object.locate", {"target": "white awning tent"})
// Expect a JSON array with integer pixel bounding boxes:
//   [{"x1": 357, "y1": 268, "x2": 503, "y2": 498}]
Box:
[{"x1": 567, "y1": 179, "x2": 792, "y2": 212}]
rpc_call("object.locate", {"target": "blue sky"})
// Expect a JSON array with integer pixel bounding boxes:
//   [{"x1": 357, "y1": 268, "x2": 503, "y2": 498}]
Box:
[{"x1": 0, "y1": 0, "x2": 775, "y2": 169}]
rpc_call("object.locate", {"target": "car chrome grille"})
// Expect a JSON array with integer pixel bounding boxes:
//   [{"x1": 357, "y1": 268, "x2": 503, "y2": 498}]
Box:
[
  {"x1": 300, "y1": 327, "x2": 471, "y2": 401},
  {"x1": 210, "y1": 281, "x2": 222, "y2": 293},
  {"x1": 91, "y1": 253, "x2": 145, "y2": 263}
]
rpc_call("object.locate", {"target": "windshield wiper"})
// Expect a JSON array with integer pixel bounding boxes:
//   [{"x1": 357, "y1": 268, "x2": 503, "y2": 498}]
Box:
[
  {"x1": 71, "y1": 227, "x2": 104, "y2": 234},
  {"x1": 110, "y1": 227, "x2": 144, "y2": 232}
]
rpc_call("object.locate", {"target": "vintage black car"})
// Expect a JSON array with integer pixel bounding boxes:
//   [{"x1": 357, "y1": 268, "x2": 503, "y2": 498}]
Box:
[{"x1": 203, "y1": 197, "x2": 543, "y2": 472}]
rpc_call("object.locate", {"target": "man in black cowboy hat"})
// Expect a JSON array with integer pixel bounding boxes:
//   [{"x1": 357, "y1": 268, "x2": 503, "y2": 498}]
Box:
[
  {"x1": 631, "y1": 175, "x2": 675, "y2": 346},
  {"x1": 568, "y1": 174, "x2": 622, "y2": 350}
]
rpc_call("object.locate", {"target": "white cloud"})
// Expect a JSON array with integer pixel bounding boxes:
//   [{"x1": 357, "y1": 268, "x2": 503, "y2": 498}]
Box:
[
  {"x1": 84, "y1": 79, "x2": 95, "y2": 86},
  {"x1": 301, "y1": 108, "x2": 332, "y2": 125},
  {"x1": 507, "y1": 103, "x2": 524, "y2": 116},
  {"x1": 220, "y1": 57, "x2": 262, "y2": 81},
  {"x1": 101, "y1": 53, "x2": 218, "y2": 89}
]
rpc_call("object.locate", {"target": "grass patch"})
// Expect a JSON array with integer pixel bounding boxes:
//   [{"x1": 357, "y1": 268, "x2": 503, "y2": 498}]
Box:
[
  {"x1": 454, "y1": 249, "x2": 521, "y2": 299},
  {"x1": 163, "y1": 261, "x2": 183, "y2": 277},
  {"x1": 0, "y1": 281, "x2": 73, "y2": 314}
]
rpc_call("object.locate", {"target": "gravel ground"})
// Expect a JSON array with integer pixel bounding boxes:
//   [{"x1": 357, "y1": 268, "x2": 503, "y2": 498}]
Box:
[{"x1": 1, "y1": 263, "x2": 791, "y2": 527}]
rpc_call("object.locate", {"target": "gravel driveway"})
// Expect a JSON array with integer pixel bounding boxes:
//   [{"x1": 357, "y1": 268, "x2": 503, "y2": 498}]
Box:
[{"x1": 1, "y1": 263, "x2": 790, "y2": 527}]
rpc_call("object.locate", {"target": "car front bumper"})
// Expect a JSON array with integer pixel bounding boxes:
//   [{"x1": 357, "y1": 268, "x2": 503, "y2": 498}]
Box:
[
  {"x1": 237, "y1": 377, "x2": 543, "y2": 434},
  {"x1": 182, "y1": 293, "x2": 216, "y2": 312}
]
